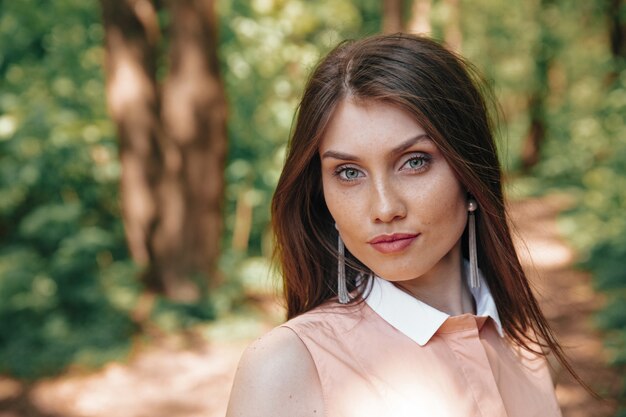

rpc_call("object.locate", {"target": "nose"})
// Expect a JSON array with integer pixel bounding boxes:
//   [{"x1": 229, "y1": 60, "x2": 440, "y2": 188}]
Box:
[{"x1": 369, "y1": 177, "x2": 407, "y2": 223}]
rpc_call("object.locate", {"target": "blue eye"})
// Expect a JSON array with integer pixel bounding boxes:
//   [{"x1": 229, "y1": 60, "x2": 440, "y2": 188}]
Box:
[
  {"x1": 403, "y1": 154, "x2": 429, "y2": 171},
  {"x1": 343, "y1": 168, "x2": 359, "y2": 179},
  {"x1": 408, "y1": 158, "x2": 425, "y2": 169},
  {"x1": 334, "y1": 166, "x2": 363, "y2": 182}
]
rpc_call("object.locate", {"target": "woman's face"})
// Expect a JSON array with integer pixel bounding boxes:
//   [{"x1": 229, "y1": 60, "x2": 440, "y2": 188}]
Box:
[{"x1": 319, "y1": 99, "x2": 468, "y2": 284}]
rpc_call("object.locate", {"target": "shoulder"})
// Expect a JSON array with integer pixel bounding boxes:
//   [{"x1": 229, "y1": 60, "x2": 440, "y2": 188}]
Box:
[
  {"x1": 284, "y1": 300, "x2": 367, "y2": 336},
  {"x1": 225, "y1": 326, "x2": 323, "y2": 417}
]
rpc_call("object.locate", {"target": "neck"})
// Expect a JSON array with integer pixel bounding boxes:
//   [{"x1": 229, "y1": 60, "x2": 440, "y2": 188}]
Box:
[{"x1": 393, "y1": 245, "x2": 475, "y2": 316}]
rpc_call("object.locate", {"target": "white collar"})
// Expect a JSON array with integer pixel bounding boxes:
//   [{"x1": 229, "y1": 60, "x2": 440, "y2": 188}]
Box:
[{"x1": 364, "y1": 263, "x2": 504, "y2": 346}]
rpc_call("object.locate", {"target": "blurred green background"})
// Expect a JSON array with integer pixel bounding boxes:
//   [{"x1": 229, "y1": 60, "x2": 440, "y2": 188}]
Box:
[{"x1": 0, "y1": 0, "x2": 624, "y2": 410}]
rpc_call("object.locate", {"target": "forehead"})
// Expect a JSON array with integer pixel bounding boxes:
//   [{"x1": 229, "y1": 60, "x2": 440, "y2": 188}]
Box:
[{"x1": 319, "y1": 98, "x2": 427, "y2": 153}]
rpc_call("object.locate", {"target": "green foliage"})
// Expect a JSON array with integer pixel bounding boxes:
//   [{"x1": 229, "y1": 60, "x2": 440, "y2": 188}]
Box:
[
  {"x1": 511, "y1": 0, "x2": 626, "y2": 406},
  {"x1": 0, "y1": 0, "x2": 137, "y2": 378},
  {"x1": 561, "y1": 69, "x2": 626, "y2": 399},
  {"x1": 218, "y1": 0, "x2": 381, "y2": 260},
  {"x1": 0, "y1": 0, "x2": 381, "y2": 378}
]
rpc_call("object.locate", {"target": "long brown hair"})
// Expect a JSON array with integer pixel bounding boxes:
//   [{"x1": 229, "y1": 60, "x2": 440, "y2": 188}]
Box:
[{"x1": 271, "y1": 33, "x2": 586, "y2": 390}]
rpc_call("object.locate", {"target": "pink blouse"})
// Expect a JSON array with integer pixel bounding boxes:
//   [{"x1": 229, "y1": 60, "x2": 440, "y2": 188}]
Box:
[{"x1": 281, "y1": 275, "x2": 562, "y2": 417}]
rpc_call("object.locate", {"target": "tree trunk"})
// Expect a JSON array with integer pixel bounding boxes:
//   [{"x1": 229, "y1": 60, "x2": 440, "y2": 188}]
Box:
[
  {"x1": 101, "y1": 0, "x2": 162, "y2": 291},
  {"x1": 383, "y1": 0, "x2": 404, "y2": 33},
  {"x1": 102, "y1": 0, "x2": 227, "y2": 302},
  {"x1": 520, "y1": 0, "x2": 554, "y2": 171},
  {"x1": 520, "y1": 94, "x2": 547, "y2": 170},
  {"x1": 443, "y1": 0, "x2": 462, "y2": 52},
  {"x1": 232, "y1": 188, "x2": 253, "y2": 252},
  {"x1": 607, "y1": 0, "x2": 626, "y2": 84},
  {"x1": 609, "y1": 0, "x2": 626, "y2": 60},
  {"x1": 407, "y1": 0, "x2": 431, "y2": 35},
  {"x1": 153, "y1": 0, "x2": 227, "y2": 301}
]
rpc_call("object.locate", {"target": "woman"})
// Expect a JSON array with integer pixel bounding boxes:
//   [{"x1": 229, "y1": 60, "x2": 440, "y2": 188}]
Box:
[{"x1": 226, "y1": 33, "x2": 575, "y2": 417}]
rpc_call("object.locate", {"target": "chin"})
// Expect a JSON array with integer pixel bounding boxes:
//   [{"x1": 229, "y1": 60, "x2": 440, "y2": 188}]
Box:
[{"x1": 369, "y1": 266, "x2": 422, "y2": 282}]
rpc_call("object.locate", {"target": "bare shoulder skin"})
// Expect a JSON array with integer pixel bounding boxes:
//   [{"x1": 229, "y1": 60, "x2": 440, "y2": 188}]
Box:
[{"x1": 225, "y1": 326, "x2": 324, "y2": 417}]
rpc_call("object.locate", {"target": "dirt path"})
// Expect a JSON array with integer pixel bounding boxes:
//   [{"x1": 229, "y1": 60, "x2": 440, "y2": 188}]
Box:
[
  {"x1": 509, "y1": 195, "x2": 621, "y2": 416},
  {"x1": 0, "y1": 195, "x2": 621, "y2": 417}
]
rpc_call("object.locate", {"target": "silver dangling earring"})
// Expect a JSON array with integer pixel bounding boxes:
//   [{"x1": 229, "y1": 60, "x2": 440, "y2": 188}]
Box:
[
  {"x1": 335, "y1": 223, "x2": 350, "y2": 304},
  {"x1": 468, "y1": 198, "x2": 480, "y2": 288}
]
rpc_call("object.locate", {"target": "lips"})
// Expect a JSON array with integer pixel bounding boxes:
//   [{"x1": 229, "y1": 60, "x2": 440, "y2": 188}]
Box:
[{"x1": 368, "y1": 233, "x2": 419, "y2": 254}]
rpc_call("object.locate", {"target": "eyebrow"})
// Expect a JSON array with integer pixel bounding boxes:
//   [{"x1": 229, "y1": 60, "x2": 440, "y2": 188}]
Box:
[{"x1": 321, "y1": 133, "x2": 430, "y2": 161}]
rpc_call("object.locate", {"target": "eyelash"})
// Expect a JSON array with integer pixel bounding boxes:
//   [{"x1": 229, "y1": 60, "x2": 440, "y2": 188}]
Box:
[{"x1": 333, "y1": 153, "x2": 431, "y2": 182}]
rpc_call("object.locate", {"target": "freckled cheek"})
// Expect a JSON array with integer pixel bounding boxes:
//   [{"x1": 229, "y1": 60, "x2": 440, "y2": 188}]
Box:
[
  {"x1": 325, "y1": 189, "x2": 356, "y2": 223},
  {"x1": 323, "y1": 186, "x2": 366, "y2": 240},
  {"x1": 415, "y1": 176, "x2": 466, "y2": 226}
]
